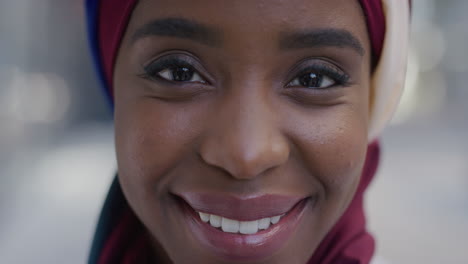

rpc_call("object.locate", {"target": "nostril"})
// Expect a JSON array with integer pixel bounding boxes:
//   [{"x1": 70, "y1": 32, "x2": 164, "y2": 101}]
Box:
[
  {"x1": 199, "y1": 136, "x2": 290, "y2": 180},
  {"x1": 197, "y1": 150, "x2": 235, "y2": 177}
]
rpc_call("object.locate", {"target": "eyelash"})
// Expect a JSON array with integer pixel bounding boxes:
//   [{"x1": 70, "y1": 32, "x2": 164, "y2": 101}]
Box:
[
  {"x1": 140, "y1": 56, "x2": 350, "y2": 89},
  {"x1": 290, "y1": 63, "x2": 350, "y2": 88},
  {"x1": 141, "y1": 57, "x2": 207, "y2": 83}
]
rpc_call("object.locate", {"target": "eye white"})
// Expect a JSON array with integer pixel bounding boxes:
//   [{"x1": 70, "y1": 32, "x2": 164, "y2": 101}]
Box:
[
  {"x1": 191, "y1": 72, "x2": 205, "y2": 83},
  {"x1": 158, "y1": 69, "x2": 173, "y2": 80},
  {"x1": 318, "y1": 76, "x2": 335, "y2": 88}
]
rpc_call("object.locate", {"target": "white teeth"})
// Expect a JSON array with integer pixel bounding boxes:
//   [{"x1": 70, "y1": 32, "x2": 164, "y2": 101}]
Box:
[
  {"x1": 198, "y1": 212, "x2": 284, "y2": 234},
  {"x1": 258, "y1": 217, "x2": 271, "y2": 230},
  {"x1": 221, "y1": 217, "x2": 240, "y2": 233},
  {"x1": 209, "y1": 214, "x2": 222, "y2": 228},
  {"x1": 239, "y1": 220, "x2": 258, "y2": 234},
  {"x1": 270, "y1": 215, "x2": 281, "y2": 224},
  {"x1": 199, "y1": 212, "x2": 210, "y2": 223}
]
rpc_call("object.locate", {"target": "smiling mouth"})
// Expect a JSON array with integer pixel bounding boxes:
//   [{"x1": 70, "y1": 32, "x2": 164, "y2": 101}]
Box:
[
  {"x1": 196, "y1": 210, "x2": 284, "y2": 235},
  {"x1": 173, "y1": 191, "x2": 312, "y2": 261}
]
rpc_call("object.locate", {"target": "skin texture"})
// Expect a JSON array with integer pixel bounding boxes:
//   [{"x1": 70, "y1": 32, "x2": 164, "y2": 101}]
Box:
[{"x1": 113, "y1": 0, "x2": 372, "y2": 263}]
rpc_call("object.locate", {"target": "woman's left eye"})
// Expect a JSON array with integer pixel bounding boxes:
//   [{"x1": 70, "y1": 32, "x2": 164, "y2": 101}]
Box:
[
  {"x1": 288, "y1": 72, "x2": 335, "y2": 89},
  {"x1": 157, "y1": 66, "x2": 206, "y2": 83}
]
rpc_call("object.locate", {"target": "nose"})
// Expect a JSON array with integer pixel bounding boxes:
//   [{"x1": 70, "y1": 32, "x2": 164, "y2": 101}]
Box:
[{"x1": 199, "y1": 89, "x2": 290, "y2": 180}]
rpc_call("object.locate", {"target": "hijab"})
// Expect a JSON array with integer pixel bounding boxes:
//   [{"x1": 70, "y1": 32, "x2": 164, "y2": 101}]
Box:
[{"x1": 85, "y1": 1, "x2": 410, "y2": 263}]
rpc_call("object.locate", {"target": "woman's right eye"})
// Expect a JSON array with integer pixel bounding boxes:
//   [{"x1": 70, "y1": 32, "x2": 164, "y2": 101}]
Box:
[
  {"x1": 143, "y1": 56, "x2": 208, "y2": 84},
  {"x1": 157, "y1": 66, "x2": 206, "y2": 83}
]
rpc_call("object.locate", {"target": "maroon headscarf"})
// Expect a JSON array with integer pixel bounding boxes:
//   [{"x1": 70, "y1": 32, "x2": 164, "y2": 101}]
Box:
[{"x1": 93, "y1": 1, "x2": 386, "y2": 263}]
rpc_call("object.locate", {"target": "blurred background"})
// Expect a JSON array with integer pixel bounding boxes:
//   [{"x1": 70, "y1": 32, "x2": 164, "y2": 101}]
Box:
[{"x1": 0, "y1": 0, "x2": 466, "y2": 263}]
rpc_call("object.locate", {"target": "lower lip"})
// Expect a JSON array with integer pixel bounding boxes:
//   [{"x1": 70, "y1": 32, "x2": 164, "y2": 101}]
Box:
[{"x1": 178, "y1": 197, "x2": 309, "y2": 262}]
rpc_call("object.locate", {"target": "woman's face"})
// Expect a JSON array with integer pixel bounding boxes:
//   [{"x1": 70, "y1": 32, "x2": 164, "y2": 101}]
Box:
[{"x1": 114, "y1": 0, "x2": 371, "y2": 263}]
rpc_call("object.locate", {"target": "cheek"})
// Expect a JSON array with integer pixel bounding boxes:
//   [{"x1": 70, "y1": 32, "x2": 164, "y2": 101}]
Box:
[
  {"x1": 114, "y1": 98, "x2": 204, "y2": 198},
  {"x1": 286, "y1": 102, "x2": 369, "y2": 198},
  {"x1": 319, "y1": 120, "x2": 368, "y2": 194}
]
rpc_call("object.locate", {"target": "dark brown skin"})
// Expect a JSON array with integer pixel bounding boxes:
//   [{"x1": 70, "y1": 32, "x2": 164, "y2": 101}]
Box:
[{"x1": 113, "y1": 0, "x2": 372, "y2": 263}]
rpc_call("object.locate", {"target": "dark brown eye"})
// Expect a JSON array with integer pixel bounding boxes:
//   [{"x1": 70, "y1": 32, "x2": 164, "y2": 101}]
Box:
[
  {"x1": 158, "y1": 67, "x2": 205, "y2": 83},
  {"x1": 289, "y1": 72, "x2": 335, "y2": 89},
  {"x1": 300, "y1": 73, "x2": 322, "y2": 87}
]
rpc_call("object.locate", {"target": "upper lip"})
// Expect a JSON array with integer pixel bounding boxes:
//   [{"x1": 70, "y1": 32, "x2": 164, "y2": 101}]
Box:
[{"x1": 174, "y1": 191, "x2": 307, "y2": 221}]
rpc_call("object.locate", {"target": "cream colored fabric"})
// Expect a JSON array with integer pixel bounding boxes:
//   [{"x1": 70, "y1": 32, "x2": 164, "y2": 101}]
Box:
[{"x1": 368, "y1": 0, "x2": 410, "y2": 141}]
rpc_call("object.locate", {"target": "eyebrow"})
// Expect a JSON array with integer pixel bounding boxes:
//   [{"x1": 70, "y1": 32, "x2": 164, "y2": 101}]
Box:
[
  {"x1": 279, "y1": 29, "x2": 365, "y2": 56},
  {"x1": 131, "y1": 18, "x2": 222, "y2": 46}
]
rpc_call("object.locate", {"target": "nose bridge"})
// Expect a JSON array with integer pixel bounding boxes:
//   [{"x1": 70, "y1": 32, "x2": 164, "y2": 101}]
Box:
[{"x1": 199, "y1": 83, "x2": 289, "y2": 180}]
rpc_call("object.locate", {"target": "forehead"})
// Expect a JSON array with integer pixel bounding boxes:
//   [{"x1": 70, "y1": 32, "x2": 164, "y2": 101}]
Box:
[{"x1": 128, "y1": 0, "x2": 369, "y2": 46}]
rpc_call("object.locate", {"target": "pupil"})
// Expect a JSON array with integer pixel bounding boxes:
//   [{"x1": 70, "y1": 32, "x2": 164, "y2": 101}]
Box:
[
  {"x1": 173, "y1": 67, "x2": 193, "y2": 81},
  {"x1": 300, "y1": 73, "x2": 322, "y2": 87}
]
